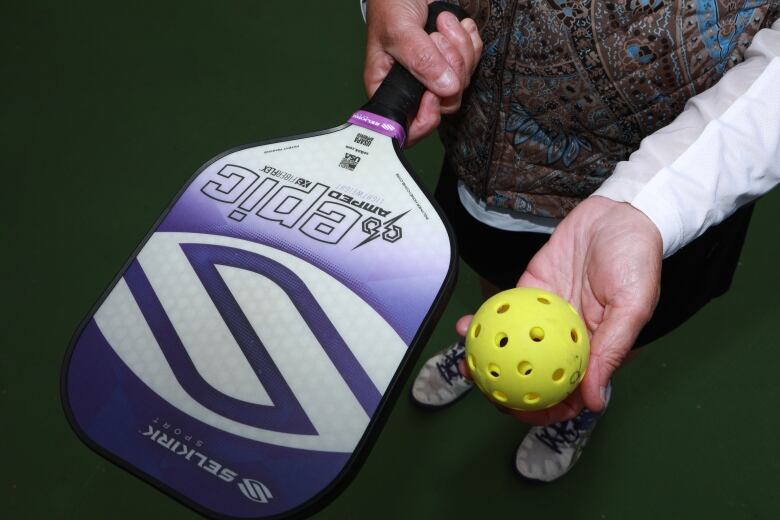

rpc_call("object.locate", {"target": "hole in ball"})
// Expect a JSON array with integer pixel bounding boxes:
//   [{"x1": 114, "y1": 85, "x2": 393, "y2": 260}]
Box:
[
  {"x1": 492, "y1": 390, "x2": 508, "y2": 403},
  {"x1": 552, "y1": 368, "x2": 565, "y2": 382},
  {"x1": 570, "y1": 329, "x2": 579, "y2": 343},
  {"x1": 524, "y1": 392, "x2": 541, "y2": 404},
  {"x1": 467, "y1": 354, "x2": 476, "y2": 372},
  {"x1": 473, "y1": 324, "x2": 481, "y2": 338},
  {"x1": 517, "y1": 361, "x2": 533, "y2": 376},
  {"x1": 537, "y1": 297, "x2": 551, "y2": 305},
  {"x1": 496, "y1": 303, "x2": 510, "y2": 314},
  {"x1": 530, "y1": 327, "x2": 545, "y2": 342},
  {"x1": 487, "y1": 363, "x2": 501, "y2": 379},
  {"x1": 496, "y1": 333, "x2": 509, "y2": 348}
]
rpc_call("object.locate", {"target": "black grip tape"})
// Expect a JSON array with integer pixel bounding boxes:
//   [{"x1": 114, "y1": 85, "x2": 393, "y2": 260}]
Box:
[{"x1": 362, "y1": 1, "x2": 469, "y2": 138}]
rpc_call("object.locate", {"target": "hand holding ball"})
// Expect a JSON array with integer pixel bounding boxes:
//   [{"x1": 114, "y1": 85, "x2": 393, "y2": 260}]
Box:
[{"x1": 465, "y1": 288, "x2": 590, "y2": 411}]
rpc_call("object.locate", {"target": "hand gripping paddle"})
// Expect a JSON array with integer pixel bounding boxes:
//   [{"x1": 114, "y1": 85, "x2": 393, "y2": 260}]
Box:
[{"x1": 62, "y1": 2, "x2": 463, "y2": 518}]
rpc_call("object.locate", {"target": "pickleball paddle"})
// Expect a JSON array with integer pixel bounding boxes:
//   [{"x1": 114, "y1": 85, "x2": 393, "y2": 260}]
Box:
[{"x1": 62, "y1": 2, "x2": 463, "y2": 518}]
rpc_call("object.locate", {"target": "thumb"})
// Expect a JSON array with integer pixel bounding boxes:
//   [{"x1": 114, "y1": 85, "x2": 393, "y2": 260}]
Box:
[{"x1": 580, "y1": 305, "x2": 646, "y2": 411}]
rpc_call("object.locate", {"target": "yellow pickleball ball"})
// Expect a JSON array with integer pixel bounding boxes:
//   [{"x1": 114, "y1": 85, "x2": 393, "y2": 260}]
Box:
[{"x1": 465, "y1": 288, "x2": 589, "y2": 411}]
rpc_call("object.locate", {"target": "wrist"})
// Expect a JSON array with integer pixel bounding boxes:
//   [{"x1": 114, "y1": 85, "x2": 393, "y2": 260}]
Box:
[{"x1": 588, "y1": 194, "x2": 665, "y2": 257}]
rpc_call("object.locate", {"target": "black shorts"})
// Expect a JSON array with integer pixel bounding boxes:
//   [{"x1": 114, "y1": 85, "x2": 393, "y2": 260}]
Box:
[{"x1": 434, "y1": 160, "x2": 754, "y2": 348}]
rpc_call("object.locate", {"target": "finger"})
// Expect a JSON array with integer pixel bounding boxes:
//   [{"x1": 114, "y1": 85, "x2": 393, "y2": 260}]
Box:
[
  {"x1": 436, "y1": 12, "x2": 477, "y2": 85},
  {"x1": 462, "y1": 18, "x2": 483, "y2": 60},
  {"x1": 429, "y1": 33, "x2": 464, "y2": 114},
  {"x1": 363, "y1": 49, "x2": 395, "y2": 98},
  {"x1": 388, "y1": 23, "x2": 460, "y2": 98},
  {"x1": 510, "y1": 390, "x2": 585, "y2": 426},
  {"x1": 406, "y1": 91, "x2": 440, "y2": 146},
  {"x1": 580, "y1": 304, "x2": 649, "y2": 412},
  {"x1": 458, "y1": 358, "x2": 471, "y2": 379},
  {"x1": 455, "y1": 314, "x2": 474, "y2": 337}
]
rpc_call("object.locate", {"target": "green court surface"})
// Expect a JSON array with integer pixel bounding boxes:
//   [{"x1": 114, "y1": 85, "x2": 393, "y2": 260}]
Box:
[{"x1": 3, "y1": 2, "x2": 780, "y2": 518}]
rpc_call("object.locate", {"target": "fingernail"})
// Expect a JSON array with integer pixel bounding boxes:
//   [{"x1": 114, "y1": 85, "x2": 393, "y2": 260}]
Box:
[
  {"x1": 442, "y1": 11, "x2": 458, "y2": 27},
  {"x1": 435, "y1": 68, "x2": 456, "y2": 90},
  {"x1": 599, "y1": 386, "x2": 607, "y2": 406}
]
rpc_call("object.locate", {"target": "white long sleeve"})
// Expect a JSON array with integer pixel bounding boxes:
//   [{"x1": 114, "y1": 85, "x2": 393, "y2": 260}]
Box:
[{"x1": 594, "y1": 18, "x2": 780, "y2": 258}]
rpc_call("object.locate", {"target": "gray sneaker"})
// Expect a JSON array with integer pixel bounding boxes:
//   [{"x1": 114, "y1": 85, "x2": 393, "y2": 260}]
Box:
[
  {"x1": 411, "y1": 341, "x2": 473, "y2": 408},
  {"x1": 514, "y1": 383, "x2": 612, "y2": 482}
]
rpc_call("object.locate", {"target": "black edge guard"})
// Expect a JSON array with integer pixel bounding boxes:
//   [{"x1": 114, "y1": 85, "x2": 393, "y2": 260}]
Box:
[{"x1": 361, "y1": 1, "x2": 468, "y2": 134}]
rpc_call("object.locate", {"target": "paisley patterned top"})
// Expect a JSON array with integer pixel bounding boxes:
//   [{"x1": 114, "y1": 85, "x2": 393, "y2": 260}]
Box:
[{"x1": 439, "y1": 0, "x2": 780, "y2": 218}]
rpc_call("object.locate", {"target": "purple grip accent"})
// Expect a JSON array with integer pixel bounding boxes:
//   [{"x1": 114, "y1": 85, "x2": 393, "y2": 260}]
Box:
[{"x1": 348, "y1": 110, "x2": 407, "y2": 147}]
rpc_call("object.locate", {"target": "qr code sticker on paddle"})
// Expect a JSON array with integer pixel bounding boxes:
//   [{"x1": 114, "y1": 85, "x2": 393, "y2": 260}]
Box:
[{"x1": 339, "y1": 153, "x2": 361, "y2": 171}]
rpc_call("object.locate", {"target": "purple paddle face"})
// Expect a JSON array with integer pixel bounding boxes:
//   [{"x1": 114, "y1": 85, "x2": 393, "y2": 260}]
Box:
[{"x1": 63, "y1": 122, "x2": 455, "y2": 519}]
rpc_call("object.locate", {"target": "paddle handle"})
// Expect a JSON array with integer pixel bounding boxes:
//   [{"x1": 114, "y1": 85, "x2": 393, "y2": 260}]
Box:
[{"x1": 361, "y1": 2, "x2": 468, "y2": 139}]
